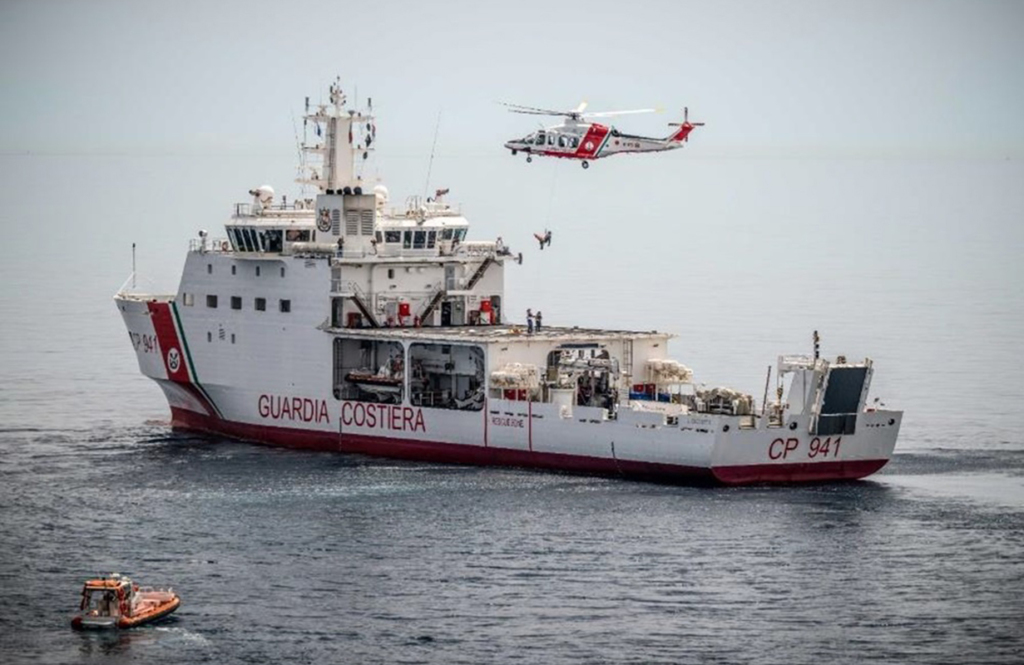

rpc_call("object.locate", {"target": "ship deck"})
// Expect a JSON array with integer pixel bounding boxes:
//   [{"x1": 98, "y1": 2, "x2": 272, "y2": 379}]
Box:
[{"x1": 323, "y1": 324, "x2": 673, "y2": 344}]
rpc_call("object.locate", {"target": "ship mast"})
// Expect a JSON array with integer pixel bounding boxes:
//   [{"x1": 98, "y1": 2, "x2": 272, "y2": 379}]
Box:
[{"x1": 298, "y1": 76, "x2": 376, "y2": 192}]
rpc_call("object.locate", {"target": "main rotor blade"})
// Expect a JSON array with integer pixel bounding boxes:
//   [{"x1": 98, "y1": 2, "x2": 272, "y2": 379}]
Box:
[
  {"x1": 582, "y1": 108, "x2": 661, "y2": 118},
  {"x1": 500, "y1": 102, "x2": 571, "y2": 117}
]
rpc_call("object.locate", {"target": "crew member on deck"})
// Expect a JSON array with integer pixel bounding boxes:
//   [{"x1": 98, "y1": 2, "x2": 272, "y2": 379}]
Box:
[
  {"x1": 535, "y1": 311, "x2": 543, "y2": 331},
  {"x1": 526, "y1": 308, "x2": 534, "y2": 334}
]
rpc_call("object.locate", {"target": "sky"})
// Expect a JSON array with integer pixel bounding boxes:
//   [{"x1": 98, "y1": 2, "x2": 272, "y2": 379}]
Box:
[
  {"x1": 0, "y1": 0, "x2": 1022, "y2": 431},
  {"x1": 1, "y1": 0, "x2": 1022, "y2": 159}
]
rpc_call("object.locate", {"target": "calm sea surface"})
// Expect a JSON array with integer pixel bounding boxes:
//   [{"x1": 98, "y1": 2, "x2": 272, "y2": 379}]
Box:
[{"x1": 1, "y1": 154, "x2": 1022, "y2": 663}]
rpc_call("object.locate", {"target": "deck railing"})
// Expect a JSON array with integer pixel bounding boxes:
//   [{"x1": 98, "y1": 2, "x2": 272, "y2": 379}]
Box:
[{"x1": 188, "y1": 237, "x2": 232, "y2": 253}]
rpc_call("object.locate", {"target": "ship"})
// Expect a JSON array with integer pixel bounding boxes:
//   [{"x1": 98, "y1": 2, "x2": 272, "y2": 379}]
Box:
[{"x1": 115, "y1": 78, "x2": 902, "y2": 485}]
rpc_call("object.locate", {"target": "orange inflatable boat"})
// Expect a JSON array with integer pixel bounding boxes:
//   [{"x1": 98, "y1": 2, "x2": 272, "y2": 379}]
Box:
[{"x1": 71, "y1": 574, "x2": 180, "y2": 629}]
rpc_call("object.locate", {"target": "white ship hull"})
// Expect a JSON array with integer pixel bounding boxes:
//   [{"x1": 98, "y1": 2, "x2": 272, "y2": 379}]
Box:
[{"x1": 116, "y1": 296, "x2": 900, "y2": 485}]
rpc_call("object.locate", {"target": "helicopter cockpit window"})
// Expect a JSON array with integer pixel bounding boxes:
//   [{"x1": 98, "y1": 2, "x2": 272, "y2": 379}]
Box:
[{"x1": 536, "y1": 132, "x2": 545, "y2": 145}]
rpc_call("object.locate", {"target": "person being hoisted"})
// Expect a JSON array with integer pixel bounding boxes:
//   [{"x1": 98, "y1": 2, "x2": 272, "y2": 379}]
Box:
[{"x1": 533, "y1": 229, "x2": 552, "y2": 250}]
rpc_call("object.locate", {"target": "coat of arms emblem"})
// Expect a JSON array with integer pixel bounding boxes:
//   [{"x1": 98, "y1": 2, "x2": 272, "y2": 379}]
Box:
[{"x1": 317, "y1": 207, "x2": 332, "y2": 232}]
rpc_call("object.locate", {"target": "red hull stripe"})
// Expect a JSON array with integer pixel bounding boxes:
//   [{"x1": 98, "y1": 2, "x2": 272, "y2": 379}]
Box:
[
  {"x1": 148, "y1": 302, "x2": 222, "y2": 418},
  {"x1": 148, "y1": 302, "x2": 191, "y2": 383},
  {"x1": 169, "y1": 408, "x2": 888, "y2": 485},
  {"x1": 712, "y1": 459, "x2": 889, "y2": 484}
]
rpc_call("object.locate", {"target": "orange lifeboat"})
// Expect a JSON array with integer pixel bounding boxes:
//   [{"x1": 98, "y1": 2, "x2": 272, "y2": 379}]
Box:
[{"x1": 71, "y1": 574, "x2": 180, "y2": 630}]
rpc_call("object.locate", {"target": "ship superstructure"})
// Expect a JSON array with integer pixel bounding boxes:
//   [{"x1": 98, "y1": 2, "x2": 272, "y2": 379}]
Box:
[{"x1": 115, "y1": 79, "x2": 901, "y2": 484}]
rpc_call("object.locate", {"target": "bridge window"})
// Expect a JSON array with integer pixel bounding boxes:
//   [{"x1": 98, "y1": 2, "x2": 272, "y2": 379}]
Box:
[
  {"x1": 454, "y1": 228, "x2": 467, "y2": 242},
  {"x1": 427, "y1": 230, "x2": 436, "y2": 248},
  {"x1": 285, "y1": 229, "x2": 311, "y2": 242},
  {"x1": 261, "y1": 230, "x2": 283, "y2": 253},
  {"x1": 385, "y1": 230, "x2": 401, "y2": 243},
  {"x1": 206, "y1": 295, "x2": 218, "y2": 308},
  {"x1": 441, "y1": 228, "x2": 453, "y2": 240},
  {"x1": 240, "y1": 228, "x2": 257, "y2": 252},
  {"x1": 255, "y1": 297, "x2": 266, "y2": 311},
  {"x1": 413, "y1": 231, "x2": 426, "y2": 249},
  {"x1": 403, "y1": 231, "x2": 412, "y2": 249}
]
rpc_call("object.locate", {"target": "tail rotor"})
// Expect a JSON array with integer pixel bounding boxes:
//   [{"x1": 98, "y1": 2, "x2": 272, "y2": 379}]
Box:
[{"x1": 668, "y1": 107, "x2": 705, "y2": 142}]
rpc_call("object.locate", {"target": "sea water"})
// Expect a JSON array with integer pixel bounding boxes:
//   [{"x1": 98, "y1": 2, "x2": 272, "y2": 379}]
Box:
[{"x1": 0, "y1": 153, "x2": 1021, "y2": 663}]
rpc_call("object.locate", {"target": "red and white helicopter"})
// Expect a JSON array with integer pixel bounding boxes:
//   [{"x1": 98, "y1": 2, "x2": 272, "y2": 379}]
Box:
[{"x1": 503, "y1": 102, "x2": 703, "y2": 169}]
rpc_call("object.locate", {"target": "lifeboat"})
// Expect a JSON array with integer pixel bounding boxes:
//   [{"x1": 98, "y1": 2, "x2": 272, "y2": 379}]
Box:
[
  {"x1": 346, "y1": 368, "x2": 403, "y2": 401},
  {"x1": 71, "y1": 574, "x2": 180, "y2": 630}
]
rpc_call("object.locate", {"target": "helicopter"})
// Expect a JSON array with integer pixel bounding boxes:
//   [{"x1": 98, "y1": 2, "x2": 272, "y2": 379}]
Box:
[{"x1": 503, "y1": 102, "x2": 704, "y2": 169}]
